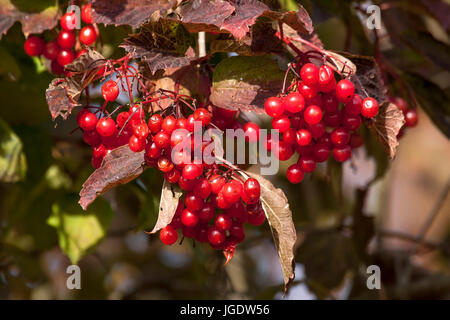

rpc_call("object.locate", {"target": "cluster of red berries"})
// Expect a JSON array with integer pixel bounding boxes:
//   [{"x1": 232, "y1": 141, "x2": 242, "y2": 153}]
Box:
[
  {"x1": 389, "y1": 96, "x2": 418, "y2": 138},
  {"x1": 23, "y1": 3, "x2": 96, "y2": 74},
  {"x1": 263, "y1": 62, "x2": 380, "y2": 184}
]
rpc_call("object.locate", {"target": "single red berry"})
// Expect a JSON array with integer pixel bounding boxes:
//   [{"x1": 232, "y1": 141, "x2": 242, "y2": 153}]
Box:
[
  {"x1": 116, "y1": 112, "x2": 130, "y2": 129},
  {"x1": 282, "y1": 128, "x2": 296, "y2": 145},
  {"x1": 333, "y1": 145, "x2": 352, "y2": 162},
  {"x1": 195, "y1": 225, "x2": 210, "y2": 243},
  {"x1": 318, "y1": 65, "x2": 334, "y2": 86},
  {"x1": 43, "y1": 41, "x2": 60, "y2": 60},
  {"x1": 57, "y1": 30, "x2": 75, "y2": 49},
  {"x1": 243, "y1": 178, "x2": 260, "y2": 202},
  {"x1": 96, "y1": 117, "x2": 116, "y2": 137},
  {"x1": 298, "y1": 82, "x2": 318, "y2": 100},
  {"x1": 186, "y1": 114, "x2": 197, "y2": 132},
  {"x1": 308, "y1": 122, "x2": 325, "y2": 139},
  {"x1": 79, "y1": 25, "x2": 97, "y2": 45},
  {"x1": 243, "y1": 122, "x2": 260, "y2": 143},
  {"x1": 208, "y1": 226, "x2": 225, "y2": 246},
  {"x1": 182, "y1": 164, "x2": 202, "y2": 180},
  {"x1": 344, "y1": 94, "x2": 362, "y2": 115},
  {"x1": 133, "y1": 123, "x2": 149, "y2": 139},
  {"x1": 322, "y1": 92, "x2": 339, "y2": 113},
  {"x1": 184, "y1": 192, "x2": 204, "y2": 211},
  {"x1": 60, "y1": 12, "x2": 77, "y2": 31},
  {"x1": 225, "y1": 201, "x2": 247, "y2": 222},
  {"x1": 299, "y1": 155, "x2": 316, "y2": 172},
  {"x1": 248, "y1": 209, "x2": 266, "y2": 226},
  {"x1": 83, "y1": 129, "x2": 101, "y2": 147},
  {"x1": 81, "y1": 3, "x2": 93, "y2": 24},
  {"x1": 229, "y1": 222, "x2": 245, "y2": 242},
  {"x1": 336, "y1": 79, "x2": 355, "y2": 103},
  {"x1": 286, "y1": 164, "x2": 305, "y2": 184},
  {"x1": 128, "y1": 135, "x2": 146, "y2": 152},
  {"x1": 300, "y1": 63, "x2": 319, "y2": 86},
  {"x1": 160, "y1": 225, "x2": 178, "y2": 245},
  {"x1": 392, "y1": 97, "x2": 408, "y2": 113},
  {"x1": 157, "y1": 156, "x2": 174, "y2": 173},
  {"x1": 51, "y1": 59, "x2": 64, "y2": 74},
  {"x1": 181, "y1": 208, "x2": 199, "y2": 228},
  {"x1": 78, "y1": 111, "x2": 98, "y2": 131},
  {"x1": 199, "y1": 204, "x2": 215, "y2": 222},
  {"x1": 349, "y1": 133, "x2": 364, "y2": 148},
  {"x1": 272, "y1": 116, "x2": 291, "y2": 132},
  {"x1": 264, "y1": 97, "x2": 284, "y2": 117},
  {"x1": 148, "y1": 114, "x2": 163, "y2": 133},
  {"x1": 178, "y1": 176, "x2": 196, "y2": 191},
  {"x1": 176, "y1": 118, "x2": 188, "y2": 130},
  {"x1": 209, "y1": 174, "x2": 226, "y2": 194},
  {"x1": 320, "y1": 77, "x2": 337, "y2": 93},
  {"x1": 331, "y1": 127, "x2": 350, "y2": 147},
  {"x1": 92, "y1": 144, "x2": 107, "y2": 159},
  {"x1": 222, "y1": 180, "x2": 243, "y2": 204},
  {"x1": 56, "y1": 49, "x2": 74, "y2": 66},
  {"x1": 194, "y1": 178, "x2": 212, "y2": 199},
  {"x1": 318, "y1": 133, "x2": 333, "y2": 149},
  {"x1": 296, "y1": 129, "x2": 312, "y2": 146},
  {"x1": 405, "y1": 109, "x2": 418, "y2": 127},
  {"x1": 215, "y1": 213, "x2": 232, "y2": 231},
  {"x1": 361, "y1": 97, "x2": 379, "y2": 118},
  {"x1": 323, "y1": 112, "x2": 342, "y2": 128},
  {"x1": 304, "y1": 105, "x2": 323, "y2": 125},
  {"x1": 283, "y1": 92, "x2": 305, "y2": 113},
  {"x1": 102, "y1": 80, "x2": 119, "y2": 102},
  {"x1": 162, "y1": 115, "x2": 177, "y2": 133},
  {"x1": 164, "y1": 168, "x2": 181, "y2": 184},
  {"x1": 145, "y1": 141, "x2": 161, "y2": 159},
  {"x1": 342, "y1": 114, "x2": 362, "y2": 131},
  {"x1": 313, "y1": 143, "x2": 330, "y2": 162},
  {"x1": 274, "y1": 141, "x2": 293, "y2": 161},
  {"x1": 193, "y1": 108, "x2": 212, "y2": 126}
]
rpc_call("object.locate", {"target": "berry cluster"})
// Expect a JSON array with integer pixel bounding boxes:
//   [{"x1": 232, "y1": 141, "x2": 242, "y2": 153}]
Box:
[
  {"x1": 23, "y1": 3, "x2": 96, "y2": 75},
  {"x1": 263, "y1": 62, "x2": 380, "y2": 184},
  {"x1": 389, "y1": 96, "x2": 418, "y2": 138}
]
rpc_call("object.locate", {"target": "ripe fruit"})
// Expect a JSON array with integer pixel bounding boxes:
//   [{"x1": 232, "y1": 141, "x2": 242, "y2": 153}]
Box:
[
  {"x1": 133, "y1": 123, "x2": 149, "y2": 139},
  {"x1": 248, "y1": 210, "x2": 265, "y2": 226},
  {"x1": 342, "y1": 114, "x2": 362, "y2": 131},
  {"x1": 24, "y1": 36, "x2": 44, "y2": 56},
  {"x1": 296, "y1": 129, "x2": 312, "y2": 146},
  {"x1": 51, "y1": 59, "x2": 65, "y2": 74},
  {"x1": 313, "y1": 143, "x2": 330, "y2": 162},
  {"x1": 60, "y1": 12, "x2": 77, "y2": 31},
  {"x1": 57, "y1": 31, "x2": 76, "y2": 49},
  {"x1": 318, "y1": 65, "x2": 334, "y2": 86},
  {"x1": 181, "y1": 209, "x2": 199, "y2": 228},
  {"x1": 243, "y1": 122, "x2": 260, "y2": 143},
  {"x1": 209, "y1": 175, "x2": 226, "y2": 194},
  {"x1": 157, "y1": 157, "x2": 174, "y2": 173},
  {"x1": 81, "y1": 3, "x2": 93, "y2": 24},
  {"x1": 300, "y1": 63, "x2": 319, "y2": 86},
  {"x1": 57, "y1": 49, "x2": 74, "y2": 66},
  {"x1": 208, "y1": 227, "x2": 226, "y2": 246},
  {"x1": 215, "y1": 213, "x2": 232, "y2": 231},
  {"x1": 148, "y1": 114, "x2": 163, "y2": 133},
  {"x1": 153, "y1": 131, "x2": 170, "y2": 149},
  {"x1": 159, "y1": 225, "x2": 178, "y2": 245},
  {"x1": 162, "y1": 115, "x2": 177, "y2": 133},
  {"x1": 335, "y1": 79, "x2": 355, "y2": 103},
  {"x1": 272, "y1": 116, "x2": 291, "y2": 132},
  {"x1": 182, "y1": 164, "x2": 202, "y2": 180},
  {"x1": 184, "y1": 192, "x2": 203, "y2": 211},
  {"x1": 264, "y1": 97, "x2": 284, "y2": 117},
  {"x1": 405, "y1": 109, "x2": 418, "y2": 127},
  {"x1": 79, "y1": 25, "x2": 97, "y2": 45},
  {"x1": 43, "y1": 41, "x2": 60, "y2": 60},
  {"x1": 128, "y1": 135, "x2": 146, "y2": 152},
  {"x1": 361, "y1": 97, "x2": 379, "y2": 118},
  {"x1": 286, "y1": 164, "x2": 304, "y2": 184},
  {"x1": 333, "y1": 145, "x2": 352, "y2": 162},
  {"x1": 243, "y1": 178, "x2": 260, "y2": 203},
  {"x1": 274, "y1": 141, "x2": 293, "y2": 161},
  {"x1": 304, "y1": 105, "x2": 323, "y2": 125},
  {"x1": 344, "y1": 94, "x2": 362, "y2": 115},
  {"x1": 102, "y1": 81, "x2": 120, "y2": 102},
  {"x1": 96, "y1": 118, "x2": 116, "y2": 137},
  {"x1": 222, "y1": 180, "x2": 243, "y2": 204},
  {"x1": 78, "y1": 111, "x2": 98, "y2": 131},
  {"x1": 298, "y1": 82, "x2": 318, "y2": 100},
  {"x1": 283, "y1": 92, "x2": 305, "y2": 113},
  {"x1": 331, "y1": 127, "x2": 350, "y2": 147},
  {"x1": 193, "y1": 108, "x2": 212, "y2": 126},
  {"x1": 299, "y1": 156, "x2": 316, "y2": 172}
]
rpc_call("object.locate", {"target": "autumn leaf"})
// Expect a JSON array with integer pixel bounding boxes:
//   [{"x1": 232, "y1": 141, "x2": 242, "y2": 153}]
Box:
[
  {"x1": 45, "y1": 78, "x2": 81, "y2": 121},
  {"x1": 241, "y1": 171, "x2": 297, "y2": 293},
  {"x1": 79, "y1": 145, "x2": 147, "y2": 210},
  {"x1": 368, "y1": 102, "x2": 405, "y2": 159},
  {"x1": 326, "y1": 51, "x2": 357, "y2": 78},
  {"x1": 210, "y1": 55, "x2": 287, "y2": 112},
  {"x1": 146, "y1": 180, "x2": 183, "y2": 234},
  {"x1": 92, "y1": 0, "x2": 177, "y2": 27}
]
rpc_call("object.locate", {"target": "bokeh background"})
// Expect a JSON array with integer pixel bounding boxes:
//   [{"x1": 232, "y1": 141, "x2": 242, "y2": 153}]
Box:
[{"x1": 0, "y1": 0, "x2": 449, "y2": 299}]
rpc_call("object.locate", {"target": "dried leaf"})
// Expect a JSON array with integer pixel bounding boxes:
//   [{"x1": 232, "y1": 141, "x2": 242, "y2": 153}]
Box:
[
  {"x1": 421, "y1": 0, "x2": 450, "y2": 30},
  {"x1": 0, "y1": 1, "x2": 59, "y2": 38},
  {"x1": 262, "y1": 5, "x2": 313, "y2": 35},
  {"x1": 147, "y1": 180, "x2": 183, "y2": 234},
  {"x1": 92, "y1": 0, "x2": 177, "y2": 27},
  {"x1": 79, "y1": 145, "x2": 147, "y2": 210},
  {"x1": 45, "y1": 78, "x2": 81, "y2": 121},
  {"x1": 179, "y1": 0, "x2": 235, "y2": 33},
  {"x1": 243, "y1": 171, "x2": 297, "y2": 293},
  {"x1": 210, "y1": 55, "x2": 287, "y2": 112},
  {"x1": 326, "y1": 51, "x2": 357, "y2": 78},
  {"x1": 368, "y1": 102, "x2": 405, "y2": 159}
]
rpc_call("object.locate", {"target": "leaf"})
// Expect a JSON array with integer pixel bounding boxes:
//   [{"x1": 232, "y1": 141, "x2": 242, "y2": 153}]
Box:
[
  {"x1": 121, "y1": 20, "x2": 196, "y2": 74},
  {"x1": 146, "y1": 180, "x2": 183, "y2": 234},
  {"x1": 242, "y1": 171, "x2": 297, "y2": 293},
  {"x1": 326, "y1": 51, "x2": 356, "y2": 78},
  {"x1": 210, "y1": 55, "x2": 287, "y2": 112},
  {"x1": 368, "y1": 102, "x2": 405, "y2": 159},
  {"x1": 261, "y1": 5, "x2": 313, "y2": 35},
  {"x1": 79, "y1": 145, "x2": 147, "y2": 210},
  {"x1": 45, "y1": 78, "x2": 81, "y2": 121},
  {"x1": 420, "y1": 0, "x2": 450, "y2": 30},
  {"x1": 338, "y1": 52, "x2": 388, "y2": 104},
  {"x1": 92, "y1": 0, "x2": 177, "y2": 27},
  {"x1": 48, "y1": 195, "x2": 113, "y2": 264},
  {"x1": 0, "y1": 0, "x2": 59, "y2": 38},
  {"x1": 0, "y1": 118, "x2": 26, "y2": 182}
]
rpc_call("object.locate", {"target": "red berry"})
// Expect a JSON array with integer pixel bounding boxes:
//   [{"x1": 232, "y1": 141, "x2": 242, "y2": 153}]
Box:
[
  {"x1": 159, "y1": 225, "x2": 178, "y2": 245},
  {"x1": 274, "y1": 141, "x2": 293, "y2": 161},
  {"x1": 298, "y1": 82, "x2": 318, "y2": 100},
  {"x1": 128, "y1": 135, "x2": 146, "y2": 152},
  {"x1": 195, "y1": 225, "x2": 210, "y2": 243},
  {"x1": 184, "y1": 192, "x2": 204, "y2": 211},
  {"x1": 57, "y1": 49, "x2": 74, "y2": 66},
  {"x1": 116, "y1": 112, "x2": 130, "y2": 129},
  {"x1": 282, "y1": 128, "x2": 296, "y2": 145},
  {"x1": 322, "y1": 93, "x2": 339, "y2": 113},
  {"x1": 323, "y1": 112, "x2": 342, "y2": 128},
  {"x1": 405, "y1": 109, "x2": 418, "y2": 127},
  {"x1": 319, "y1": 76, "x2": 337, "y2": 93},
  {"x1": 272, "y1": 116, "x2": 291, "y2": 132},
  {"x1": 198, "y1": 203, "x2": 215, "y2": 221},
  {"x1": 333, "y1": 145, "x2": 352, "y2": 162},
  {"x1": 176, "y1": 118, "x2": 188, "y2": 130},
  {"x1": 81, "y1": 3, "x2": 93, "y2": 24},
  {"x1": 336, "y1": 79, "x2": 355, "y2": 103},
  {"x1": 296, "y1": 129, "x2": 312, "y2": 146},
  {"x1": 145, "y1": 142, "x2": 161, "y2": 159},
  {"x1": 243, "y1": 178, "x2": 260, "y2": 202},
  {"x1": 43, "y1": 41, "x2": 60, "y2": 60},
  {"x1": 79, "y1": 25, "x2": 97, "y2": 45},
  {"x1": 243, "y1": 122, "x2": 260, "y2": 143},
  {"x1": 182, "y1": 164, "x2": 202, "y2": 180},
  {"x1": 318, "y1": 65, "x2": 334, "y2": 86},
  {"x1": 148, "y1": 114, "x2": 163, "y2": 133},
  {"x1": 162, "y1": 115, "x2": 177, "y2": 133},
  {"x1": 209, "y1": 175, "x2": 226, "y2": 194},
  {"x1": 349, "y1": 133, "x2": 364, "y2": 148},
  {"x1": 331, "y1": 127, "x2": 350, "y2": 147},
  {"x1": 264, "y1": 97, "x2": 284, "y2": 117},
  {"x1": 229, "y1": 222, "x2": 245, "y2": 242},
  {"x1": 51, "y1": 59, "x2": 64, "y2": 74},
  {"x1": 60, "y1": 12, "x2": 77, "y2": 31},
  {"x1": 222, "y1": 180, "x2": 243, "y2": 204},
  {"x1": 342, "y1": 114, "x2": 362, "y2": 131},
  {"x1": 193, "y1": 108, "x2": 212, "y2": 127},
  {"x1": 313, "y1": 143, "x2": 330, "y2": 162},
  {"x1": 308, "y1": 122, "x2": 325, "y2": 139},
  {"x1": 215, "y1": 213, "x2": 232, "y2": 231},
  {"x1": 153, "y1": 131, "x2": 170, "y2": 149},
  {"x1": 78, "y1": 111, "x2": 98, "y2": 131},
  {"x1": 83, "y1": 129, "x2": 101, "y2": 147},
  {"x1": 164, "y1": 168, "x2": 181, "y2": 184},
  {"x1": 96, "y1": 117, "x2": 116, "y2": 137},
  {"x1": 361, "y1": 97, "x2": 379, "y2": 118},
  {"x1": 248, "y1": 210, "x2": 266, "y2": 226},
  {"x1": 225, "y1": 201, "x2": 247, "y2": 222},
  {"x1": 286, "y1": 164, "x2": 304, "y2": 184},
  {"x1": 194, "y1": 178, "x2": 211, "y2": 199},
  {"x1": 181, "y1": 208, "x2": 199, "y2": 227},
  {"x1": 133, "y1": 123, "x2": 149, "y2": 139},
  {"x1": 283, "y1": 92, "x2": 305, "y2": 113},
  {"x1": 304, "y1": 105, "x2": 323, "y2": 125},
  {"x1": 344, "y1": 94, "x2": 362, "y2": 115},
  {"x1": 300, "y1": 63, "x2": 319, "y2": 86},
  {"x1": 178, "y1": 176, "x2": 196, "y2": 191},
  {"x1": 299, "y1": 155, "x2": 316, "y2": 172},
  {"x1": 392, "y1": 97, "x2": 408, "y2": 113},
  {"x1": 208, "y1": 227, "x2": 225, "y2": 246},
  {"x1": 57, "y1": 31, "x2": 75, "y2": 49},
  {"x1": 102, "y1": 80, "x2": 119, "y2": 102},
  {"x1": 158, "y1": 157, "x2": 174, "y2": 173}
]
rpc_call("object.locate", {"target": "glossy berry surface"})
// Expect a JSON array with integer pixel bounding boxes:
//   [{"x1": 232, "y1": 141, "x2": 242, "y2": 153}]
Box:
[
  {"x1": 264, "y1": 97, "x2": 284, "y2": 118},
  {"x1": 405, "y1": 109, "x2": 418, "y2": 127},
  {"x1": 56, "y1": 50, "x2": 74, "y2": 66},
  {"x1": 81, "y1": 4, "x2": 93, "y2": 24},
  {"x1": 79, "y1": 26, "x2": 97, "y2": 45},
  {"x1": 102, "y1": 81, "x2": 119, "y2": 102},
  {"x1": 300, "y1": 63, "x2": 319, "y2": 86},
  {"x1": 57, "y1": 31, "x2": 75, "y2": 49},
  {"x1": 24, "y1": 36, "x2": 44, "y2": 56},
  {"x1": 283, "y1": 92, "x2": 305, "y2": 113},
  {"x1": 361, "y1": 97, "x2": 379, "y2": 118},
  {"x1": 159, "y1": 225, "x2": 178, "y2": 245},
  {"x1": 304, "y1": 105, "x2": 323, "y2": 125},
  {"x1": 96, "y1": 118, "x2": 116, "y2": 137},
  {"x1": 286, "y1": 164, "x2": 304, "y2": 184},
  {"x1": 335, "y1": 79, "x2": 355, "y2": 103}
]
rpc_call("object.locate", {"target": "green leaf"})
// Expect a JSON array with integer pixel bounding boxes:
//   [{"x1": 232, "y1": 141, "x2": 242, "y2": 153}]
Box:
[
  {"x1": 47, "y1": 195, "x2": 114, "y2": 264},
  {"x1": 0, "y1": 117, "x2": 26, "y2": 182}
]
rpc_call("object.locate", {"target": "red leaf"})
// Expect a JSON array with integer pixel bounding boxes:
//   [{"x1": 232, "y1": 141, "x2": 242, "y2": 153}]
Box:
[
  {"x1": 79, "y1": 146, "x2": 147, "y2": 210},
  {"x1": 179, "y1": 0, "x2": 235, "y2": 33},
  {"x1": 92, "y1": 0, "x2": 177, "y2": 27},
  {"x1": 45, "y1": 78, "x2": 81, "y2": 121}
]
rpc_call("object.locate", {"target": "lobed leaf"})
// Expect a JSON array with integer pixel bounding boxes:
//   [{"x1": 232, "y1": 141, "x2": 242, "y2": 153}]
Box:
[
  {"x1": 45, "y1": 78, "x2": 81, "y2": 121},
  {"x1": 79, "y1": 145, "x2": 147, "y2": 210}
]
